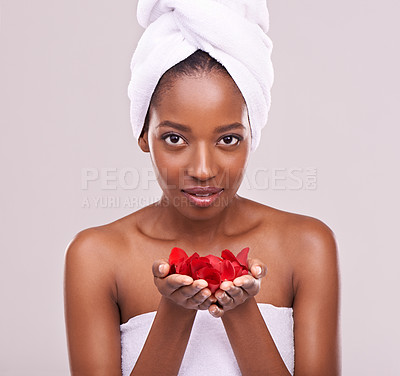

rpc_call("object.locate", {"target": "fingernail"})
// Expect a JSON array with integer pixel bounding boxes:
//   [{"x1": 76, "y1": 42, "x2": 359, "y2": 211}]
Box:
[
  {"x1": 220, "y1": 282, "x2": 231, "y2": 290},
  {"x1": 159, "y1": 264, "x2": 166, "y2": 274},
  {"x1": 216, "y1": 292, "x2": 225, "y2": 300},
  {"x1": 210, "y1": 306, "x2": 218, "y2": 316},
  {"x1": 255, "y1": 266, "x2": 262, "y2": 276},
  {"x1": 196, "y1": 282, "x2": 207, "y2": 289}
]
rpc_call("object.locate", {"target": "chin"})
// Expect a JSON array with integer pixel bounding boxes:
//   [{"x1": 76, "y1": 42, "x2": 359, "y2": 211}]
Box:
[
  {"x1": 166, "y1": 191, "x2": 236, "y2": 220},
  {"x1": 178, "y1": 207, "x2": 226, "y2": 222}
]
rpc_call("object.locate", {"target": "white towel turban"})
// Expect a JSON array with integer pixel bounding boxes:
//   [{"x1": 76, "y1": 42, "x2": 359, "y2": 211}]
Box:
[{"x1": 128, "y1": 0, "x2": 274, "y2": 151}]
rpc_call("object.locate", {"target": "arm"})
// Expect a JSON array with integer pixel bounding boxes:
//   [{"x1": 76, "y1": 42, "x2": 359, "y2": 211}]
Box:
[
  {"x1": 149, "y1": 257, "x2": 282, "y2": 376},
  {"x1": 64, "y1": 229, "x2": 122, "y2": 376},
  {"x1": 64, "y1": 230, "x2": 215, "y2": 376},
  {"x1": 222, "y1": 297, "x2": 291, "y2": 376},
  {"x1": 212, "y1": 260, "x2": 291, "y2": 376},
  {"x1": 131, "y1": 261, "x2": 217, "y2": 375},
  {"x1": 215, "y1": 220, "x2": 340, "y2": 376},
  {"x1": 131, "y1": 297, "x2": 196, "y2": 375},
  {"x1": 291, "y1": 220, "x2": 341, "y2": 376}
]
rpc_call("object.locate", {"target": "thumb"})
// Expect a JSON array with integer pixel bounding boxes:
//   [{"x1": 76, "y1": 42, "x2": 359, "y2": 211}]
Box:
[
  {"x1": 247, "y1": 258, "x2": 267, "y2": 279},
  {"x1": 152, "y1": 259, "x2": 170, "y2": 278}
]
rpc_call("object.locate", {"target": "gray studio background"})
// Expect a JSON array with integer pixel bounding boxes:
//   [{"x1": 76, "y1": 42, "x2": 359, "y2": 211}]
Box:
[{"x1": 1, "y1": 0, "x2": 399, "y2": 375}]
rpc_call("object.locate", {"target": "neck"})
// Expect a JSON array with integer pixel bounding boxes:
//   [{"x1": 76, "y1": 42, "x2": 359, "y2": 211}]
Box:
[{"x1": 152, "y1": 194, "x2": 243, "y2": 251}]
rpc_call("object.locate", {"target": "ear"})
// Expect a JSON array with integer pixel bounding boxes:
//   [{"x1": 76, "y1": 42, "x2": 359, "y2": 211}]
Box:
[{"x1": 138, "y1": 133, "x2": 150, "y2": 152}]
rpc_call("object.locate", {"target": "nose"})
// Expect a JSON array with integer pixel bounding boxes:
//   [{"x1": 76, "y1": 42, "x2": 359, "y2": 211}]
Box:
[{"x1": 187, "y1": 142, "x2": 217, "y2": 182}]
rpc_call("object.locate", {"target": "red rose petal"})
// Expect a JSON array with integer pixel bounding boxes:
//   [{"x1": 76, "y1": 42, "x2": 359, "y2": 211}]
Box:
[
  {"x1": 186, "y1": 252, "x2": 200, "y2": 276},
  {"x1": 236, "y1": 247, "x2": 250, "y2": 267},
  {"x1": 187, "y1": 252, "x2": 200, "y2": 262},
  {"x1": 205, "y1": 254, "x2": 223, "y2": 270},
  {"x1": 176, "y1": 260, "x2": 191, "y2": 276},
  {"x1": 169, "y1": 264, "x2": 177, "y2": 274},
  {"x1": 167, "y1": 247, "x2": 250, "y2": 290},
  {"x1": 231, "y1": 260, "x2": 240, "y2": 268},
  {"x1": 190, "y1": 258, "x2": 212, "y2": 279},
  {"x1": 207, "y1": 282, "x2": 221, "y2": 294},
  {"x1": 169, "y1": 247, "x2": 188, "y2": 265},
  {"x1": 196, "y1": 267, "x2": 221, "y2": 293},
  {"x1": 221, "y1": 249, "x2": 236, "y2": 262},
  {"x1": 239, "y1": 269, "x2": 249, "y2": 277},
  {"x1": 220, "y1": 260, "x2": 235, "y2": 281}
]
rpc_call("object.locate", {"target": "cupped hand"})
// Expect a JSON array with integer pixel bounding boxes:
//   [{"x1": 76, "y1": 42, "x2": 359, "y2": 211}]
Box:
[
  {"x1": 152, "y1": 259, "x2": 217, "y2": 310},
  {"x1": 208, "y1": 258, "x2": 267, "y2": 318}
]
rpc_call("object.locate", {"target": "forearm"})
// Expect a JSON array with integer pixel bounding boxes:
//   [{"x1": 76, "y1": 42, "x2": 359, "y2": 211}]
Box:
[
  {"x1": 130, "y1": 297, "x2": 197, "y2": 376},
  {"x1": 221, "y1": 297, "x2": 291, "y2": 376}
]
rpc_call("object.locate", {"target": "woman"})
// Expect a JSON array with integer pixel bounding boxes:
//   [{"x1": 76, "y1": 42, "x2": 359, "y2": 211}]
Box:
[{"x1": 64, "y1": 2, "x2": 340, "y2": 375}]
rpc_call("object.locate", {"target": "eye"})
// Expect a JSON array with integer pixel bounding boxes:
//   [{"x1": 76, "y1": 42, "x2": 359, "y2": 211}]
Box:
[
  {"x1": 217, "y1": 135, "x2": 241, "y2": 146},
  {"x1": 162, "y1": 133, "x2": 186, "y2": 146}
]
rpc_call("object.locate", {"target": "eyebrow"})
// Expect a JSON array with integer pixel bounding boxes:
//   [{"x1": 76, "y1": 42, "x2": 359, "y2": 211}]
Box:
[
  {"x1": 157, "y1": 121, "x2": 191, "y2": 133},
  {"x1": 156, "y1": 121, "x2": 245, "y2": 133},
  {"x1": 214, "y1": 122, "x2": 245, "y2": 133}
]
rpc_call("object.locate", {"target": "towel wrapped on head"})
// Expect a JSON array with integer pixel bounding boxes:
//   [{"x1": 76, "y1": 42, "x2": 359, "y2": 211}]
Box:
[{"x1": 128, "y1": 0, "x2": 274, "y2": 151}]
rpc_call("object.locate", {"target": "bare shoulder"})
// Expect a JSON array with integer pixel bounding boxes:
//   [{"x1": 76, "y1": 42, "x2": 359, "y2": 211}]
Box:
[
  {"x1": 65, "y1": 207, "x2": 147, "y2": 256},
  {"x1": 66, "y1": 225, "x2": 120, "y2": 275},
  {"x1": 279, "y1": 210, "x2": 339, "y2": 273},
  {"x1": 242, "y1": 198, "x2": 337, "y2": 246},
  {"x1": 254, "y1": 202, "x2": 339, "y2": 298},
  {"x1": 249, "y1": 204, "x2": 342, "y2": 374},
  {"x1": 64, "y1": 212, "x2": 147, "y2": 374},
  {"x1": 65, "y1": 225, "x2": 123, "y2": 308},
  {"x1": 241, "y1": 198, "x2": 339, "y2": 279},
  {"x1": 64, "y1": 213, "x2": 145, "y2": 302},
  {"x1": 278, "y1": 209, "x2": 338, "y2": 257}
]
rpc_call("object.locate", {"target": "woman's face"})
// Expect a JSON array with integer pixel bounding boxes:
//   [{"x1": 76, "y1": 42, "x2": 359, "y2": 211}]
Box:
[{"x1": 140, "y1": 72, "x2": 251, "y2": 221}]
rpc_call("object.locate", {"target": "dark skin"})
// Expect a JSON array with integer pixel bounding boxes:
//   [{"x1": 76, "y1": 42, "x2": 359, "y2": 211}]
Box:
[{"x1": 64, "y1": 72, "x2": 341, "y2": 375}]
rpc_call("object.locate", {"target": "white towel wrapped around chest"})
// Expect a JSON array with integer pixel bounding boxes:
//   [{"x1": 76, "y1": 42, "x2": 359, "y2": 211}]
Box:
[{"x1": 120, "y1": 303, "x2": 294, "y2": 375}]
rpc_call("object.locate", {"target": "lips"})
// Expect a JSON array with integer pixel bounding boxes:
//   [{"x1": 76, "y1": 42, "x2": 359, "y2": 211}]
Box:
[
  {"x1": 181, "y1": 186, "x2": 224, "y2": 207},
  {"x1": 182, "y1": 186, "x2": 222, "y2": 195}
]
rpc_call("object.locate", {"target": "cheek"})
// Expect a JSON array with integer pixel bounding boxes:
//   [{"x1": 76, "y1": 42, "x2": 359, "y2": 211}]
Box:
[
  {"x1": 227, "y1": 165, "x2": 247, "y2": 189},
  {"x1": 216, "y1": 154, "x2": 248, "y2": 190},
  {"x1": 151, "y1": 150, "x2": 184, "y2": 189}
]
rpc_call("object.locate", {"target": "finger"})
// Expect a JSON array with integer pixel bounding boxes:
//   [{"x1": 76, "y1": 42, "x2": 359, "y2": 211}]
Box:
[
  {"x1": 170, "y1": 279, "x2": 207, "y2": 300},
  {"x1": 152, "y1": 259, "x2": 170, "y2": 278},
  {"x1": 154, "y1": 274, "x2": 193, "y2": 295},
  {"x1": 233, "y1": 275, "x2": 260, "y2": 296},
  {"x1": 192, "y1": 279, "x2": 208, "y2": 290},
  {"x1": 219, "y1": 280, "x2": 234, "y2": 291},
  {"x1": 215, "y1": 289, "x2": 234, "y2": 307},
  {"x1": 223, "y1": 285, "x2": 245, "y2": 301},
  {"x1": 187, "y1": 287, "x2": 211, "y2": 307},
  {"x1": 247, "y1": 258, "x2": 267, "y2": 279},
  {"x1": 197, "y1": 301, "x2": 211, "y2": 310},
  {"x1": 198, "y1": 294, "x2": 217, "y2": 310},
  {"x1": 208, "y1": 304, "x2": 224, "y2": 318}
]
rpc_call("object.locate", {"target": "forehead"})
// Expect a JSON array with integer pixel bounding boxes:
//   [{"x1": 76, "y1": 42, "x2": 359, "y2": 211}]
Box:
[{"x1": 151, "y1": 73, "x2": 249, "y2": 127}]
